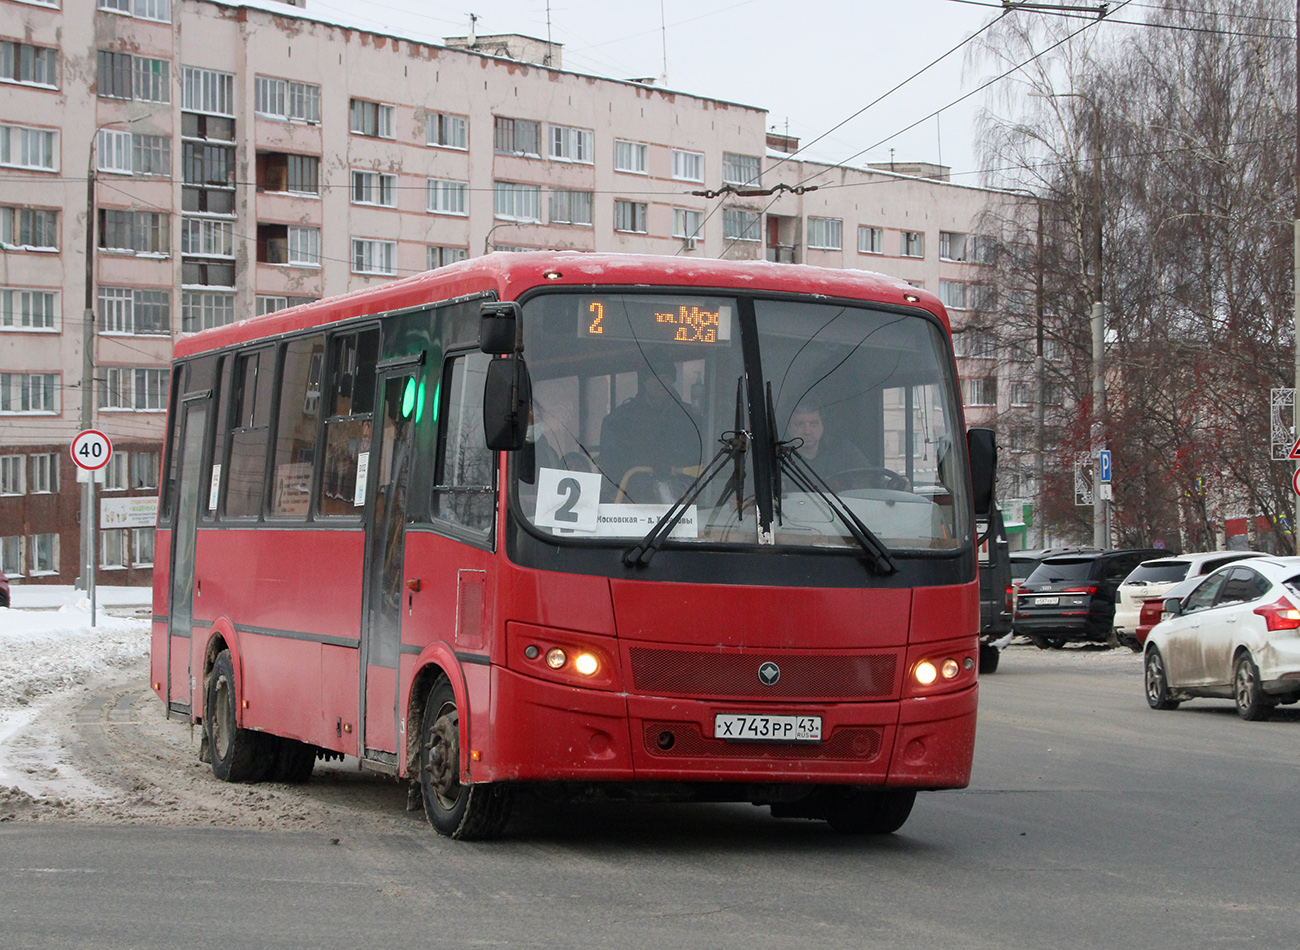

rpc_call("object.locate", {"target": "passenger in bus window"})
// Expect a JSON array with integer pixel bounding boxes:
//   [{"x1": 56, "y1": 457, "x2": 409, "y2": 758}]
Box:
[
  {"x1": 519, "y1": 403, "x2": 562, "y2": 485},
  {"x1": 598, "y1": 358, "x2": 703, "y2": 502},
  {"x1": 785, "y1": 404, "x2": 868, "y2": 479}
]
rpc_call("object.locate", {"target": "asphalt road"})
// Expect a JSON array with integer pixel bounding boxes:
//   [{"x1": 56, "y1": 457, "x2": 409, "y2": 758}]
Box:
[{"x1": 1, "y1": 644, "x2": 1297, "y2": 950}]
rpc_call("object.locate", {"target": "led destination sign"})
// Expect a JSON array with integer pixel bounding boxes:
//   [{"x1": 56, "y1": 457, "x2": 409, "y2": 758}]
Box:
[{"x1": 579, "y1": 296, "x2": 733, "y2": 345}]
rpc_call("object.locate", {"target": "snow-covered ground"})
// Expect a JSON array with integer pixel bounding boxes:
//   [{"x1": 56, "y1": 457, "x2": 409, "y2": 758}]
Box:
[{"x1": 0, "y1": 587, "x2": 152, "y2": 803}]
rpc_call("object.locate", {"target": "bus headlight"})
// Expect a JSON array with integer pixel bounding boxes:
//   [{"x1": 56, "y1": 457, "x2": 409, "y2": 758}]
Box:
[
  {"x1": 914, "y1": 661, "x2": 938, "y2": 685},
  {"x1": 573, "y1": 652, "x2": 599, "y2": 676},
  {"x1": 545, "y1": 648, "x2": 567, "y2": 670},
  {"x1": 942, "y1": 658, "x2": 961, "y2": 679}
]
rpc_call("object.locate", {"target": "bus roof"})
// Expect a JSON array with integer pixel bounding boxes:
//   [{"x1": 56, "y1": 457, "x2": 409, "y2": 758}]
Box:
[{"x1": 173, "y1": 252, "x2": 949, "y2": 359}]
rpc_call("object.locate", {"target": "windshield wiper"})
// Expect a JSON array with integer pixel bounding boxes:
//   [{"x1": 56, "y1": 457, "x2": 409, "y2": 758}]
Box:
[
  {"x1": 775, "y1": 442, "x2": 897, "y2": 575},
  {"x1": 622, "y1": 430, "x2": 749, "y2": 568}
]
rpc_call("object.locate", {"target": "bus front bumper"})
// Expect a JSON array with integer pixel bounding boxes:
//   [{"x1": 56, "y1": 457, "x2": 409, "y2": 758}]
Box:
[{"x1": 476, "y1": 666, "x2": 976, "y2": 790}]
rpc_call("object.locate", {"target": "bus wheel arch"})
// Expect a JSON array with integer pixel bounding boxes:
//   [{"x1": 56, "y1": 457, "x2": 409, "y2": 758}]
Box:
[{"x1": 199, "y1": 619, "x2": 240, "y2": 724}]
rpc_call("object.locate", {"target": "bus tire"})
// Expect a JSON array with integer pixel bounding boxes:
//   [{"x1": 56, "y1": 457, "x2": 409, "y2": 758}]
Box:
[
  {"x1": 271, "y1": 737, "x2": 316, "y2": 784},
  {"x1": 821, "y1": 787, "x2": 916, "y2": 834},
  {"x1": 419, "y1": 676, "x2": 512, "y2": 840},
  {"x1": 206, "y1": 649, "x2": 272, "y2": 783}
]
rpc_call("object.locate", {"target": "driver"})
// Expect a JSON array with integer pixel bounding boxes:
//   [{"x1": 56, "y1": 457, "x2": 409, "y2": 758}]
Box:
[
  {"x1": 785, "y1": 404, "x2": 868, "y2": 480},
  {"x1": 599, "y1": 358, "x2": 703, "y2": 501}
]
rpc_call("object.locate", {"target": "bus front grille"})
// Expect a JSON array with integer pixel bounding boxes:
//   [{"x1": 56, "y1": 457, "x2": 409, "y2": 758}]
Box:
[{"x1": 628, "y1": 648, "x2": 897, "y2": 699}]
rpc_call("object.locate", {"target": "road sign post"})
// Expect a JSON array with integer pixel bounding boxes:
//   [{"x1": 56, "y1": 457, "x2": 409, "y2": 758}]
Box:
[{"x1": 71, "y1": 430, "x2": 112, "y2": 628}]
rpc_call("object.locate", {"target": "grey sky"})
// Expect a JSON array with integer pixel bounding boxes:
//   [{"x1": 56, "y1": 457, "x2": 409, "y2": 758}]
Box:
[{"x1": 297, "y1": 0, "x2": 1000, "y2": 181}]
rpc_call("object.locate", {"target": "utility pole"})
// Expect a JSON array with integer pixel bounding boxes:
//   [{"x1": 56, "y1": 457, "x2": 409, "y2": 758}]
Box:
[{"x1": 1293, "y1": 0, "x2": 1299, "y2": 553}]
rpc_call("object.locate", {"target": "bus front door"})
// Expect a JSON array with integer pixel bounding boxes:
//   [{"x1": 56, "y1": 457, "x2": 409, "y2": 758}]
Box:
[
  {"x1": 167, "y1": 397, "x2": 208, "y2": 717},
  {"x1": 359, "y1": 368, "x2": 418, "y2": 762}
]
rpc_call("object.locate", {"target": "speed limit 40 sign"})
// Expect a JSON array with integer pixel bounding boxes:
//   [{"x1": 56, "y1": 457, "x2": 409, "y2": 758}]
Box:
[{"x1": 71, "y1": 429, "x2": 113, "y2": 471}]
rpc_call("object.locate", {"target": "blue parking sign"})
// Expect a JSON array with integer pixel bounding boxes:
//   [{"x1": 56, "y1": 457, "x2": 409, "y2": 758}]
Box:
[{"x1": 1099, "y1": 450, "x2": 1112, "y2": 483}]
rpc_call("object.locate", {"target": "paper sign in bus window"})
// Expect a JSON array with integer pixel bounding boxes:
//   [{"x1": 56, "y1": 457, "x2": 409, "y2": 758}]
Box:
[
  {"x1": 534, "y1": 468, "x2": 601, "y2": 533},
  {"x1": 354, "y1": 451, "x2": 369, "y2": 506}
]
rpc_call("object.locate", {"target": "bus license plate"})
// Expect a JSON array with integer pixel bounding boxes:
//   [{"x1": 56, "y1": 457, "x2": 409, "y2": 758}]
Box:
[{"x1": 714, "y1": 714, "x2": 822, "y2": 743}]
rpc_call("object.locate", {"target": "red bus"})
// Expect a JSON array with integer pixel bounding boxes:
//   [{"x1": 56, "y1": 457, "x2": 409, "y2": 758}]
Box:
[{"x1": 151, "y1": 252, "x2": 995, "y2": 839}]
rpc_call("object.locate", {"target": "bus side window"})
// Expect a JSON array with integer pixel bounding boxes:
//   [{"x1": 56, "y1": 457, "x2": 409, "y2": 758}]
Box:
[
  {"x1": 159, "y1": 365, "x2": 185, "y2": 525},
  {"x1": 270, "y1": 335, "x2": 326, "y2": 518},
  {"x1": 317, "y1": 328, "x2": 379, "y2": 517},
  {"x1": 432, "y1": 352, "x2": 494, "y2": 536},
  {"x1": 224, "y1": 347, "x2": 276, "y2": 519}
]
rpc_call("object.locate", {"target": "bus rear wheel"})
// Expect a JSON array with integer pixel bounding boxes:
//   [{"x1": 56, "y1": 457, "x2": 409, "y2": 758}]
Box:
[
  {"x1": 419, "y1": 676, "x2": 512, "y2": 840},
  {"x1": 206, "y1": 649, "x2": 272, "y2": 782},
  {"x1": 821, "y1": 787, "x2": 916, "y2": 834}
]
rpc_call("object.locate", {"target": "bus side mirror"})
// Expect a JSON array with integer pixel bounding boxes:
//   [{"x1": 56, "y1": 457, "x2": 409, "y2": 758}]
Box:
[
  {"x1": 479, "y1": 301, "x2": 520, "y2": 354},
  {"x1": 966, "y1": 427, "x2": 997, "y2": 516},
  {"x1": 483, "y1": 356, "x2": 532, "y2": 451}
]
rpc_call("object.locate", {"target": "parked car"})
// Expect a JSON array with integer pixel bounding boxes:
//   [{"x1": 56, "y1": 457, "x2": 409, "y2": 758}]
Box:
[
  {"x1": 1114, "y1": 551, "x2": 1268, "y2": 649},
  {"x1": 0, "y1": 569, "x2": 8, "y2": 608},
  {"x1": 1144, "y1": 556, "x2": 1300, "y2": 720},
  {"x1": 977, "y1": 507, "x2": 1012, "y2": 674},
  {"x1": 1009, "y1": 546, "x2": 1100, "y2": 604},
  {"x1": 1014, "y1": 548, "x2": 1169, "y2": 647}
]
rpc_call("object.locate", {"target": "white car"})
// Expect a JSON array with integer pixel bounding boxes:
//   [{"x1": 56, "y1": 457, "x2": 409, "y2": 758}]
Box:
[
  {"x1": 1114, "y1": 550, "x2": 1267, "y2": 647},
  {"x1": 1144, "y1": 556, "x2": 1300, "y2": 720}
]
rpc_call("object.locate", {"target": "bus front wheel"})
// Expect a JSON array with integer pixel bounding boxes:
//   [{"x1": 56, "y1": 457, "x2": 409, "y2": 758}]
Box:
[
  {"x1": 419, "y1": 676, "x2": 512, "y2": 840},
  {"x1": 821, "y1": 787, "x2": 916, "y2": 834},
  {"x1": 206, "y1": 649, "x2": 272, "y2": 782}
]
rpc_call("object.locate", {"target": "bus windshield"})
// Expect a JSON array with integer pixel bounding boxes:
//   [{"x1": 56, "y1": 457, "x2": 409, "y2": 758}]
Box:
[{"x1": 516, "y1": 291, "x2": 966, "y2": 552}]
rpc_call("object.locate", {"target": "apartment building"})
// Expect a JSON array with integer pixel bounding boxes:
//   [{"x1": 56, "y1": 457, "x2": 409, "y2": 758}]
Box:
[{"x1": 0, "y1": 0, "x2": 1006, "y2": 586}]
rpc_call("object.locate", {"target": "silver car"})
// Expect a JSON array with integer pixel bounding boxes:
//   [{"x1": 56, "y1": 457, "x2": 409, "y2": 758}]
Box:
[
  {"x1": 1115, "y1": 550, "x2": 1267, "y2": 648},
  {"x1": 1144, "y1": 556, "x2": 1300, "y2": 720}
]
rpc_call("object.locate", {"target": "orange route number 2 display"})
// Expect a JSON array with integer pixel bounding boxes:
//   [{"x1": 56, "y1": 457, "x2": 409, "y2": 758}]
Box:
[{"x1": 582, "y1": 296, "x2": 732, "y2": 345}]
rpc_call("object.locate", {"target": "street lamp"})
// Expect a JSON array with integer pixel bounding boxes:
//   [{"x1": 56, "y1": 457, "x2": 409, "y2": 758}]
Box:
[{"x1": 80, "y1": 114, "x2": 152, "y2": 594}]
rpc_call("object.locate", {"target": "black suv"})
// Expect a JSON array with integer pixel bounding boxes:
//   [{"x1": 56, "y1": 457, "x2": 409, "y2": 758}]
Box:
[{"x1": 1014, "y1": 548, "x2": 1170, "y2": 647}]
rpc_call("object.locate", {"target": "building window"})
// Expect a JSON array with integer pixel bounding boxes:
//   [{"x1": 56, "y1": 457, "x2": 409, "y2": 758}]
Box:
[
  {"x1": 1044, "y1": 381, "x2": 1065, "y2": 406},
  {"x1": 426, "y1": 111, "x2": 467, "y2": 149},
  {"x1": 257, "y1": 152, "x2": 319, "y2": 195},
  {"x1": 493, "y1": 181, "x2": 541, "y2": 222},
  {"x1": 98, "y1": 287, "x2": 169, "y2": 335},
  {"x1": 428, "y1": 246, "x2": 468, "y2": 270},
  {"x1": 350, "y1": 99, "x2": 395, "y2": 139},
  {"x1": 955, "y1": 328, "x2": 997, "y2": 359},
  {"x1": 351, "y1": 170, "x2": 397, "y2": 207},
  {"x1": 0, "y1": 125, "x2": 57, "y2": 171},
  {"x1": 549, "y1": 125, "x2": 593, "y2": 163},
  {"x1": 352, "y1": 239, "x2": 396, "y2": 276},
  {"x1": 0, "y1": 373, "x2": 57, "y2": 413},
  {"x1": 427, "y1": 178, "x2": 468, "y2": 215},
  {"x1": 30, "y1": 452, "x2": 57, "y2": 493},
  {"x1": 940, "y1": 280, "x2": 967, "y2": 310},
  {"x1": 939, "y1": 231, "x2": 969, "y2": 262},
  {"x1": 2, "y1": 207, "x2": 58, "y2": 250},
  {"x1": 254, "y1": 76, "x2": 321, "y2": 123},
  {"x1": 2, "y1": 42, "x2": 58, "y2": 88},
  {"x1": 104, "y1": 452, "x2": 127, "y2": 490},
  {"x1": 101, "y1": 529, "x2": 128, "y2": 569},
  {"x1": 288, "y1": 226, "x2": 320, "y2": 266},
  {"x1": 614, "y1": 139, "x2": 647, "y2": 174},
  {"x1": 1, "y1": 289, "x2": 56, "y2": 330},
  {"x1": 0, "y1": 536, "x2": 20, "y2": 576},
  {"x1": 101, "y1": 367, "x2": 168, "y2": 411},
  {"x1": 1010, "y1": 380, "x2": 1033, "y2": 407},
  {"x1": 673, "y1": 208, "x2": 703, "y2": 243},
  {"x1": 723, "y1": 208, "x2": 760, "y2": 242},
  {"x1": 807, "y1": 217, "x2": 842, "y2": 250},
  {"x1": 901, "y1": 230, "x2": 925, "y2": 258},
  {"x1": 131, "y1": 450, "x2": 159, "y2": 488},
  {"x1": 494, "y1": 116, "x2": 540, "y2": 157},
  {"x1": 961, "y1": 377, "x2": 997, "y2": 407},
  {"x1": 0, "y1": 455, "x2": 23, "y2": 495},
  {"x1": 549, "y1": 188, "x2": 593, "y2": 226},
  {"x1": 858, "y1": 226, "x2": 883, "y2": 254},
  {"x1": 100, "y1": 209, "x2": 168, "y2": 255},
  {"x1": 182, "y1": 66, "x2": 234, "y2": 116},
  {"x1": 257, "y1": 224, "x2": 319, "y2": 265},
  {"x1": 722, "y1": 152, "x2": 761, "y2": 186},
  {"x1": 99, "y1": 0, "x2": 170, "y2": 20},
  {"x1": 255, "y1": 295, "x2": 314, "y2": 316},
  {"x1": 182, "y1": 117, "x2": 235, "y2": 215},
  {"x1": 97, "y1": 52, "x2": 169, "y2": 102},
  {"x1": 1044, "y1": 338, "x2": 1064, "y2": 362},
  {"x1": 29, "y1": 532, "x2": 56, "y2": 574},
  {"x1": 672, "y1": 149, "x2": 705, "y2": 183},
  {"x1": 614, "y1": 199, "x2": 648, "y2": 234},
  {"x1": 132, "y1": 527, "x2": 155, "y2": 567},
  {"x1": 181, "y1": 217, "x2": 234, "y2": 258},
  {"x1": 181, "y1": 291, "x2": 234, "y2": 332}
]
